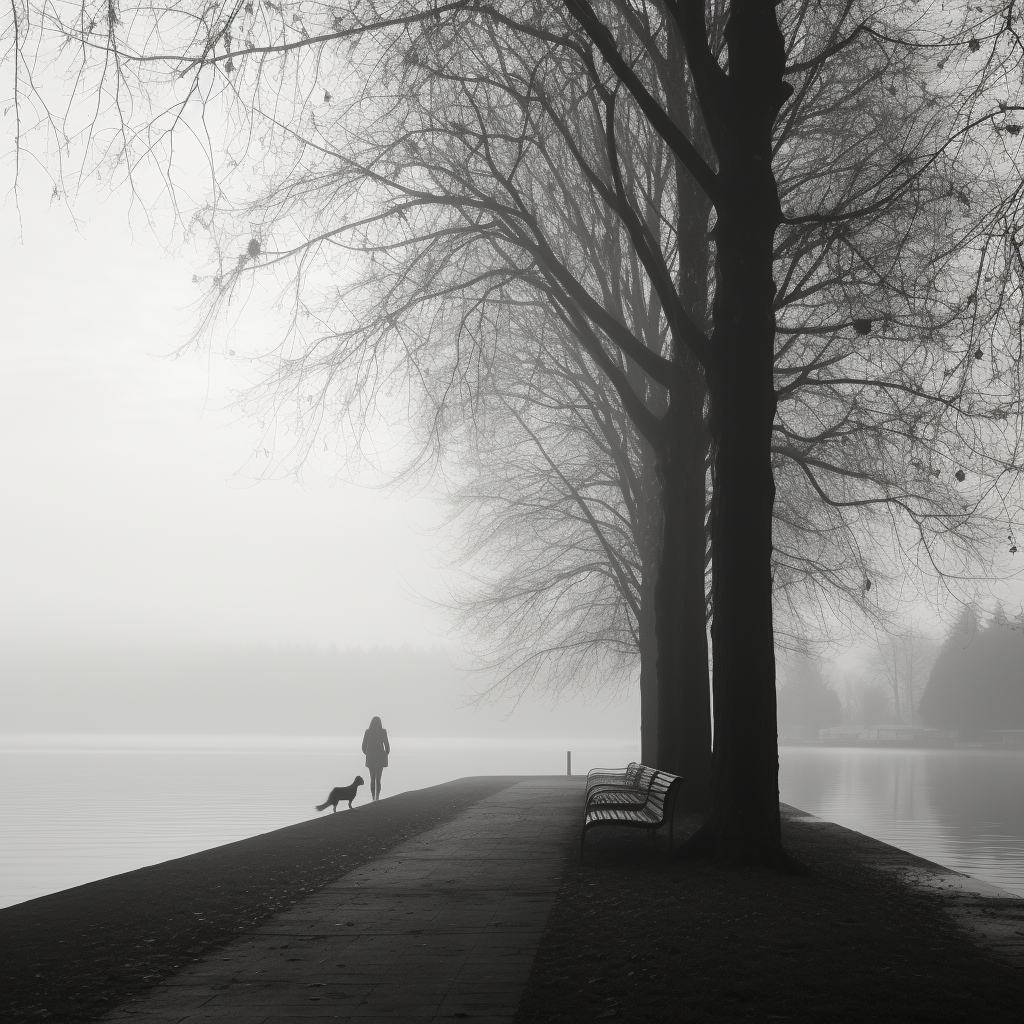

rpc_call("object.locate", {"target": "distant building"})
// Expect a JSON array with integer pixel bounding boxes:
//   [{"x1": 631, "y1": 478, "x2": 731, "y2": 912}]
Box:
[
  {"x1": 819, "y1": 726, "x2": 958, "y2": 746},
  {"x1": 983, "y1": 729, "x2": 1024, "y2": 746}
]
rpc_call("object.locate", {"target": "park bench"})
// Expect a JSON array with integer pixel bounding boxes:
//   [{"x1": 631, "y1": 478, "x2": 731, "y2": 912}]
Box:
[
  {"x1": 585, "y1": 762, "x2": 659, "y2": 809},
  {"x1": 580, "y1": 766, "x2": 682, "y2": 859},
  {"x1": 584, "y1": 761, "x2": 641, "y2": 803}
]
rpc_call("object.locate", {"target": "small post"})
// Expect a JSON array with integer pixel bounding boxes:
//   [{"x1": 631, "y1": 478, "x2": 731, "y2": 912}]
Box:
[{"x1": 566, "y1": 750, "x2": 571, "y2": 776}]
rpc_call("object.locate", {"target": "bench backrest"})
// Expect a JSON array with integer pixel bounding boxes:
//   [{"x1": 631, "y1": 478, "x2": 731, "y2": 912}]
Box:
[
  {"x1": 588, "y1": 765, "x2": 666, "y2": 808},
  {"x1": 584, "y1": 763, "x2": 679, "y2": 814},
  {"x1": 630, "y1": 763, "x2": 658, "y2": 791},
  {"x1": 645, "y1": 770, "x2": 682, "y2": 817},
  {"x1": 586, "y1": 761, "x2": 638, "y2": 783}
]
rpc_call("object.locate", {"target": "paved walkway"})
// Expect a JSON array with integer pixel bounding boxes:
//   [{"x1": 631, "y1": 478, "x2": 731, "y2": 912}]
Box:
[{"x1": 103, "y1": 778, "x2": 583, "y2": 1023}]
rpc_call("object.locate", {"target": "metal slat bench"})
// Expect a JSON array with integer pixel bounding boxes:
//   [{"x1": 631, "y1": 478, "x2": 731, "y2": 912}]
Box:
[
  {"x1": 585, "y1": 761, "x2": 640, "y2": 802},
  {"x1": 585, "y1": 763, "x2": 659, "y2": 809},
  {"x1": 580, "y1": 767, "x2": 682, "y2": 859}
]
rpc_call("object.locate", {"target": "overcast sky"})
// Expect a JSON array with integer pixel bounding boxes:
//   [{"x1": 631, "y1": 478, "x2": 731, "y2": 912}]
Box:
[
  {"x1": 5, "y1": 149, "x2": 1021, "y2": 740},
  {"x1": 0, "y1": 159, "x2": 645, "y2": 744},
  {"x1": 0, "y1": 179, "x2": 452, "y2": 654}
]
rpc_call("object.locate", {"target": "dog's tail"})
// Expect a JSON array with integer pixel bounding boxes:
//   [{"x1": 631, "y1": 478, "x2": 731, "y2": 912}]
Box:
[{"x1": 315, "y1": 800, "x2": 330, "y2": 812}]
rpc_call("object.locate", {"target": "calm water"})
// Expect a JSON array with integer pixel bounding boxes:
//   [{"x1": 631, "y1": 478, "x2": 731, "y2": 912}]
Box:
[
  {"x1": 0, "y1": 734, "x2": 636, "y2": 908},
  {"x1": 2, "y1": 737, "x2": 1023, "y2": 908},
  {"x1": 779, "y1": 745, "x2": 1024, "y2": 898}
]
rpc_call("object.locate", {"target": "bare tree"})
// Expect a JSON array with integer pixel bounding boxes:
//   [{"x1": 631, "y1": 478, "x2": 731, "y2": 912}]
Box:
[
  {"x1": 7, "y1": 0, "x2": 1024, "y2": 861},
  {"x1": 437, "y1": 316, "x2": 670, "y2": 757},
  {"x1": 870, "y1": 631, "x2": 940, "y2": 726},
  {"x1": 436, "y1": 0, "x2": 1024, "y2": 786}
]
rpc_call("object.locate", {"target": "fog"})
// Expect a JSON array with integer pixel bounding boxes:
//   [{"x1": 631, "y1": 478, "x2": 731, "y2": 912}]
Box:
[
  {"x1": 0, "y1": 188, "x2": 634, "y2": 744},
  {"x1": 0, "y1": 643, "x2": 635, "y2": 742},
  {"x1": 0, "y1": 193, "x2": 448, "y2": 649},
  {"x1": 0, "y1": 112, "x2": 1018, "y2": 755}
]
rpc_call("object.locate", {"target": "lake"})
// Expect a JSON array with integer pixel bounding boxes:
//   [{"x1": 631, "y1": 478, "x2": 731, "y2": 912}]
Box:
[
  {"x1": 0, "y1": 733, "x2": 635, "y2": 908},
  {"x1": 2, "y1": 736, "x2": 1022, "y2": 908},
  {"x1": 779, "y1": 745, "x2": 1024, "y2": 897}
]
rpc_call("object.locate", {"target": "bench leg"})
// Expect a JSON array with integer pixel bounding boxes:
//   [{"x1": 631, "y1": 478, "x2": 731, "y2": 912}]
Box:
[
  {"x1": 580, "y1": 826, "x2": 586, "y2": 862},
  {"x1": 667, "y1": 781, "x2": 680, "y2": 853}
]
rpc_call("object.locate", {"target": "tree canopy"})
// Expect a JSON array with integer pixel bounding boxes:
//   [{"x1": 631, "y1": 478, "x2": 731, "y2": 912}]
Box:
[{"x1": 6, "y1": 0, "x2": 1024, "y2": 862}]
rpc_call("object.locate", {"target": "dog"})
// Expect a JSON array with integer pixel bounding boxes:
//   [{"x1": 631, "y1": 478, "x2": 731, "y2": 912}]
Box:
[{"x1": 316, "y1": 776, "x2": 365, "y2": 812}]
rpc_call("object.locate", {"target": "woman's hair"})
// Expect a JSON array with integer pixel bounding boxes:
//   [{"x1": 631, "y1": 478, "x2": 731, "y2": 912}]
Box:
[{"x1": 368, "y1": 716, "x2": 383, "y2": 731}]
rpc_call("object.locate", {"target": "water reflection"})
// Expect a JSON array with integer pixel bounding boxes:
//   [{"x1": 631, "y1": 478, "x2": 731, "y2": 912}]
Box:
[{"x1": 780, "y1": 746, "x2": 1024, "y2": 897}]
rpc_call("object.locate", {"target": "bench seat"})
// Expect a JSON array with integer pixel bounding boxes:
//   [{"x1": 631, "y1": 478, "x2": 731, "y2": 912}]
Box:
[
  {"x1": 585, "y1": 803, "x2": 668, "y2": 827},
  {"x1": 586, "y1": 787, "x2": 652, "y2": 807}
]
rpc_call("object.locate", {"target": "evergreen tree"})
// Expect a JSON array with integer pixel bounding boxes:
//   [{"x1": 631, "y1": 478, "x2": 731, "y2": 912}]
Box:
[{"x1": 920, "y1": 607, "x2": 1024, "y2": 734}]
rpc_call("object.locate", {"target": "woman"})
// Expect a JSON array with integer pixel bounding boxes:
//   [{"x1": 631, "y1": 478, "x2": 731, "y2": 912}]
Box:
[{"x1": 361, "y1": 716, "x2": 390, "y2": 801}]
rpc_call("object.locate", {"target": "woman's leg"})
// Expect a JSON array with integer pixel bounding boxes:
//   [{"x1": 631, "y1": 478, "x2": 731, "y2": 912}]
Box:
[
  {"x1": 376, "y1": 768, "x2": 384, "y2": 800},
  {"x1": 370, "y1": 767, "x2": 381, "y2": 800}
]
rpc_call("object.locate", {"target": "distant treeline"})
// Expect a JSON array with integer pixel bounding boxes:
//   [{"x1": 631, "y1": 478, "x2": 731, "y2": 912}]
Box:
[
  {"x1": 920, "y1": 608, "x2": 1024, "y2": 734},
  {"x1": 776, "y1": 655, "x2": 843, "y2": 740},
  {"x1": 0, "y1": 643, "x2": 632, "y2": 739},
  {"x1": 1, "y1": 644, "x2": 461, "y2": 736}
]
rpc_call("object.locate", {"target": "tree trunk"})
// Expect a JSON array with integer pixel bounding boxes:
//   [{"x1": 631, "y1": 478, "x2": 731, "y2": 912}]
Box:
[
  {"x1": 700, "y1": 355, "x2": 782, "y2": 858},
  {"x1": 654, "y1": 362, "x2": 712, "y2": 809},
  {"x1": 637, "y1": 552, "x2": 659, "y2": 765},
  {"x1": 645, "y1": 20, "x2": 713, "y2": 804},
  {"x1": 682, "y1": 0, "x2": 793, "y2": 863}
]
